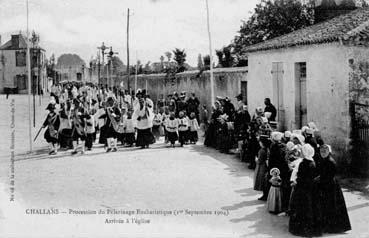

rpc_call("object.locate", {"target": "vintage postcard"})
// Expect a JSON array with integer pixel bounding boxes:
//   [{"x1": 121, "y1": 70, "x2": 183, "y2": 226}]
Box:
[{"x1": 1, "y1": 0, "x2": 369, "y2": 237}]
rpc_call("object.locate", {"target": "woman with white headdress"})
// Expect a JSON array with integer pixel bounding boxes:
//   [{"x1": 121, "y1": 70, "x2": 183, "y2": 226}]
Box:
[
  {"x1": 317, "y1": 144, "x2": 351, "y2": 234},
  {"x1": 289, "y1": 144, "x2": 322, "y2": 237},
  {"x1": 268, "y1": 131, "x2": 290, "y2": 211}
]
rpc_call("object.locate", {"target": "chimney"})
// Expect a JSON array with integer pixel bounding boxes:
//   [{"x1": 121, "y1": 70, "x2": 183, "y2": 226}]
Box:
[
  {"x1": 11, "y1": 35, "x2": 20, "y2": 48},
  {"x1": 314, "y1": 0, "x2": 357, "y2": 23}
]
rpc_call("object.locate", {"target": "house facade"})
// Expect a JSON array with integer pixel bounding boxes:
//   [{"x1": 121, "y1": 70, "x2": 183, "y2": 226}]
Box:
[
  {"x1": 0, "y1": 34, "x2": 47, "y2": 94},
  {"x1": 244, "y1": 8, "x2": 369, "y2": 174}
]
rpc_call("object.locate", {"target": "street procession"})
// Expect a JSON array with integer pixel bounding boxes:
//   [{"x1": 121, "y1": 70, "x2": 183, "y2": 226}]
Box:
[
  {"x1": 37, "y1": 80, "x2": 351, "y2": 237},
  {"x1": 1, "y1": 0, "x2": 369, "y2": 237}
]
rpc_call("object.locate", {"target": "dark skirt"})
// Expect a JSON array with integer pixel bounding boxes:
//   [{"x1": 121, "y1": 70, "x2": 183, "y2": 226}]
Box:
[
  {"x1": 167, "y1": 131, "x2": 178, "y2": 144},
  {"x1": 117, "y1": 132, "x2": 125, "y2": 144},
  {"x1": 188, "y1": 131, "x2": 198, "y2": 142},
  {"x1": 106, "y1": 125, "x2": 118, "y2": 139},
  {"x1": 178, "y1": 131, "x2": 187, "y2": 145},
  {"x1": 136, "y1": 128, "x2": 155, "y2": 147},
  {"x1": 254, "y1": 163, "x2": 267, "y2": 191},
  {"x1": 44, "y1": 129, "x2": 58, "y2": 144},
  {"x1": 125, "y1": 133, "x2": 135, "y2": 145},
  {"x1": 152, "y1": 125, "x2": 161, "y2": 138},
  {"x1": 289, "y1": 185, "x2": 322, "y2": 237},
  {"x1": 99, "y1": 125, "x2": 107, "y2": 144},
  {"x1": 218, "y1": 128, "x2": 231, "y2": 153},
  {"x1": 204, "y1": 122, "x2": 217, "y2": 147},
  {"x1": 59, "y1": 129, "x2": 73, "y2": 149},
  {"x1": 71, "y1": 127, "x2": 86, "y2": 141},
  {"x1": 320, "y1": 180, "x2": 351, "y2": 233},
  {"x1": 85, "y1": 133, "x2": 95, "y2": 149}
]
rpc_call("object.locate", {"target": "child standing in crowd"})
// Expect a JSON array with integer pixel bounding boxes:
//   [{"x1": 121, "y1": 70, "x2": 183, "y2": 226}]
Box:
[
  {"x1": 188, "y1": 112, "x2": 199, "y2": 144},
  {"x1": 267, "y1": 168, "x2": 283, "y2": 214},
  {"x1": 117, "y1": 107, "x2": 127, "y2": 146},
  {"x1": 85, "y1": 111, "x2": 95, "y2": 151},
  {"x1": 165, "y1": 112, "x2": 179, "y2": 147},
  {"x1": 178, "y1": 111, "x2": 189, "y2": 147},
  {"x1": 254, "y1": 136, "x2": 270, "y2": 201},
  {"x1": 162, "y1": 107, "x2": 170, "y2": 143},
  {"x1": 123, "y1": 111, "x2": 136, "y2": 147},
  {"x1": 152, "y1": 109, "x2": 163, "y2": 141}
]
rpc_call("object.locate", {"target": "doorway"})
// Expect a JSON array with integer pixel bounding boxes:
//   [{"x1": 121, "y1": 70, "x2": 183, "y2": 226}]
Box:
[
  {"x1": 241, "y1": 81, "x2": 247, "y2": 105},
  {"x1": 295, "y1": 62, "x2": 307, "y2": 128},
  {"x1": 271, "y1": 62, "x2": 285, "y2": 130}
]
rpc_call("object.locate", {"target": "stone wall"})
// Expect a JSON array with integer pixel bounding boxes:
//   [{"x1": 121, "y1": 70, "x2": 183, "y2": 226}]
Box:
[{"x1": 114, "y1": 67, "x2": 248, "y2": 113}]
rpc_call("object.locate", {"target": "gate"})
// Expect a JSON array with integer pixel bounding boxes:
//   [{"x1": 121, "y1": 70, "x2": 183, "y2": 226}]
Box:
[{"x1": 350, "y1": 102, "x2": 369, "y2": 176}]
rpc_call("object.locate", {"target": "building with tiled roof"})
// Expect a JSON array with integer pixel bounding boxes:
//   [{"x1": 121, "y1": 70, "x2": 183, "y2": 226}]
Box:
[
  {"x1": 243, "y1": 8, "x2": 369, "y2": 53},
  {"x1": 0, "y1": 34, "x2": 47, "y2": 94},
  {"x1": 244, "y1": 8, "x2": 369, "y2": 174}
]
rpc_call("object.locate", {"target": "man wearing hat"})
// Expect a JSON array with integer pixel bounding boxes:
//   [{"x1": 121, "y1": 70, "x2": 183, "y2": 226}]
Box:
[
  {"x1": 186, "y1": 92, "x2": 200, "y2": 120},
  {"x1": 235, "y1": 93, "x2": 244, "y2": 109},
  {"x1": 42, "y1": 103, "x2": 60, "y2": 155},
  {"x1": 264, "y1": 98, "x2": 277, "y2": 122},
  {"x1": 223, "y1": 96, "x2": 235, "y2": 120},
  {"x1": 176, "y1": 92, "x2": 188, "y2": 117}
]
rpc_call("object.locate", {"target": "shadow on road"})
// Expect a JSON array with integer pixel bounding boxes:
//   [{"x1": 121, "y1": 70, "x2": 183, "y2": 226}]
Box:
[{"x1": 189, "y1": 144, "x2": 254, "y2": 179}]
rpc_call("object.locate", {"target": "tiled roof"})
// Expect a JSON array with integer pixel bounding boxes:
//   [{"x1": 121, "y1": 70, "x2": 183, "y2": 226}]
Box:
[
  {"x1": 0, "y1": 34, "x2": 27, "y2": 50},
  {"x1": 243, "y1": 8, "x2": 369, "y2": 53}
]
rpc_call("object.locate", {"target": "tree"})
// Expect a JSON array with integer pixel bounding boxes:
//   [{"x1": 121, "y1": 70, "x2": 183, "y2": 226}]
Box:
[
  {"x1": 110, "y1": 56, "x2": 125, "y2": 74},
  {"x1": 230, "y1": 0, "x2": 314, "y2": 66},
  {"x1": 197, "y1": 54, "x2": 204, "y2": 70},
  {"x1": 143, "y1": 61, "x2": 152, "y2": 74},
  {"x1": 203, "y1": 55, "x2": 210, "y2": 71},
  {"x1": 216, "y1": 46, "x2": 235, "y2": 68},
  {"x1": 165, "y1": 52, "x2": 172, "y2": 62},
  {"x1": 160, "y1": 55, "x2": 165, "y2": 70},
  {"x1": 173, "y1": 48, "x2": 187, "y2": 73},
  {"x1": 56, "y1": 53, "x2": 86, "y2": 68}
]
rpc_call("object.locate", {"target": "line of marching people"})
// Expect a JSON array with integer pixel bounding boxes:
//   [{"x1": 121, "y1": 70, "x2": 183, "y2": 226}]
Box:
[{"x1": 40, "y1": 83, "x2": 201, "y2": 155}]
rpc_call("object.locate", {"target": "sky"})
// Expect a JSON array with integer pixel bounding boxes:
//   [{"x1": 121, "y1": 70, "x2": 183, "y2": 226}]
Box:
[{"x1": 0, "y1": 0, "x2": 259, "y2": 66}]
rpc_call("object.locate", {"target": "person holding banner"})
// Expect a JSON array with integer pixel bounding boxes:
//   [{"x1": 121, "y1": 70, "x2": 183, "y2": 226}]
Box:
[{"x1": 42, "y1": 103, "x2": 60, "y2": 155}]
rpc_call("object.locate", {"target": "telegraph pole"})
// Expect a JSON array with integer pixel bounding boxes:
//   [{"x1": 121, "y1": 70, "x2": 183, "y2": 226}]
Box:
[
  {"x1": 126, "y1": 8, "x2": 131, "y2": 95},
  {"x1": 205, "y1": 0, "x2": 215, "y2": 107},
  {"x1": 26, "y1": 0, "x2": 33, "y2": 152}
]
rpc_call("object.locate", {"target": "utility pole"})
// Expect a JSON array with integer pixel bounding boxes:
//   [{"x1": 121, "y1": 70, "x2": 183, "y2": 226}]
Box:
[
  {"x1": 97, "y1": 51, "x2": 101, "y2": 86},
  {"x1": 126, "y1": 8, "x2": 132, "y2": 95},
  {"x1": 26, "y1": 0, "x2": 33, "y2": 152},
  {"x1": 205, "y1": 0, "x2": 215, "y2": 107}
]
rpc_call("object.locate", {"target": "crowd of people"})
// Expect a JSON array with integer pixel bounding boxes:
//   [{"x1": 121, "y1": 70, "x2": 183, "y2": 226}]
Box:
[
  {"x1": 203, "y1": 93, "x2": 351, "y2": 237},
  {"x1": 41, "y1": 83, "x2": 202, "y2": 155},
  {"x1": 43, "y1": 83, "x2": 351, "y2": 237}
]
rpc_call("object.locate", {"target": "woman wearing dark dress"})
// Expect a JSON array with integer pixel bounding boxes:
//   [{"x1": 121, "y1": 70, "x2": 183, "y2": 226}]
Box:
[
  {"x1": 318, "y1": 144, "x2": 351, "y2": 234},
  {"x1": 289, "y1": 144, "x2": 322, "y2": 237},
  {"x1": 204, "y1": 101, "x2": 222, "y2": 148},
  {"x1": 268, "y1": 132, "x2": 289, "y2": 210}
]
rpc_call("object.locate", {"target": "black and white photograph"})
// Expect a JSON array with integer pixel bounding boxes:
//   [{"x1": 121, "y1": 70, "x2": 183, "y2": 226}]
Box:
[{"x1": 0, "y1": 0, "x2": 368, "y2": 237}]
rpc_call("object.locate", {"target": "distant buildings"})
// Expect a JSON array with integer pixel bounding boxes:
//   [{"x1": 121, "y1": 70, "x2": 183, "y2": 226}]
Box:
[{"x1": 0, "y1": 33, "x2": 47, "y2": 94}]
